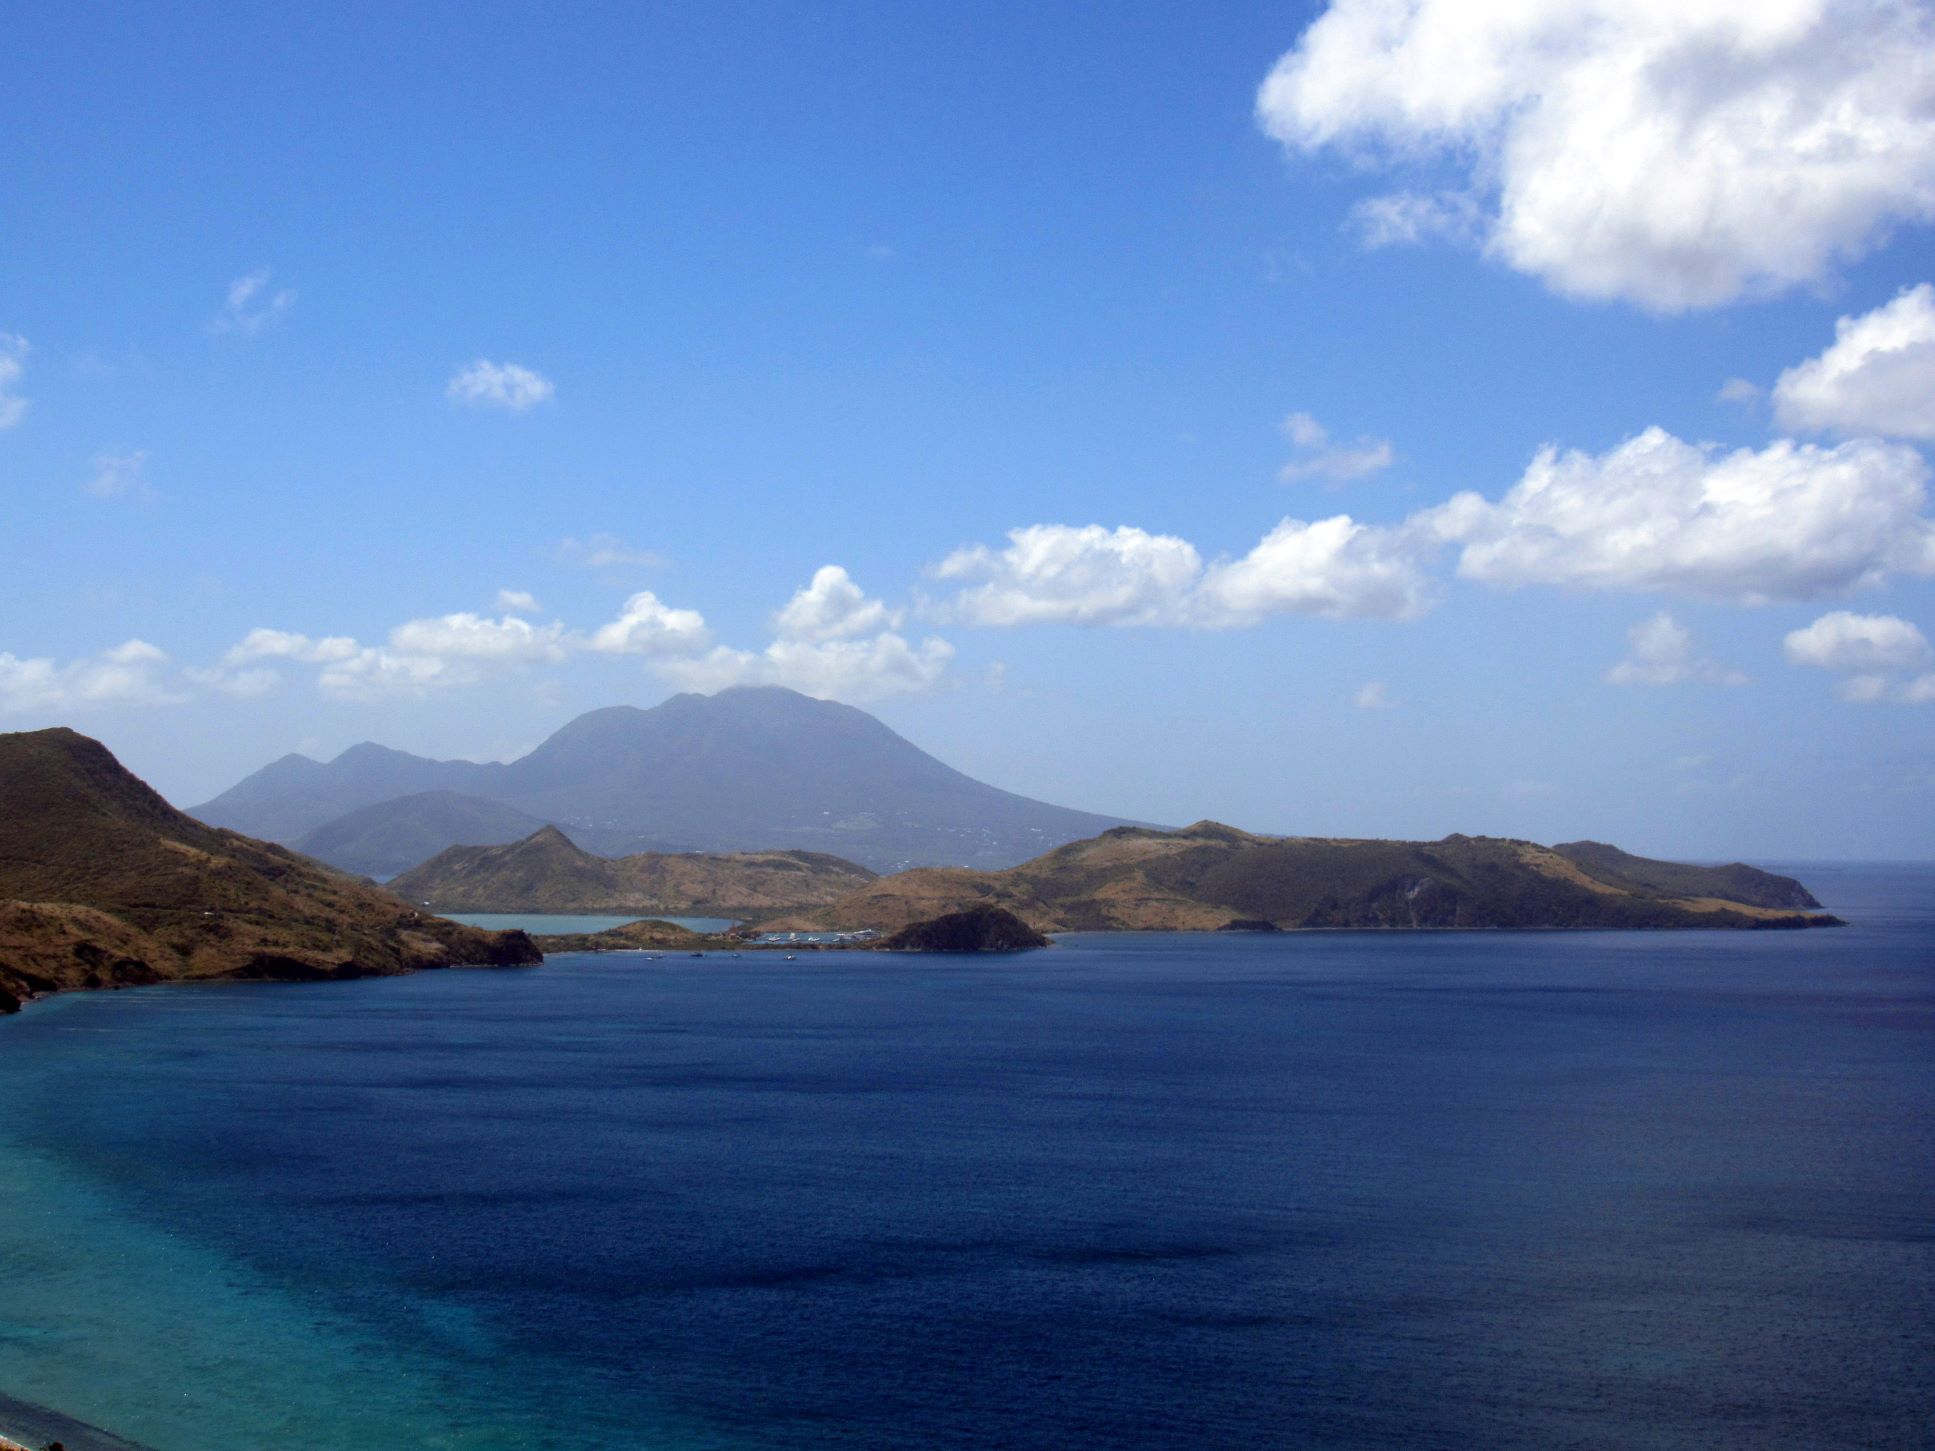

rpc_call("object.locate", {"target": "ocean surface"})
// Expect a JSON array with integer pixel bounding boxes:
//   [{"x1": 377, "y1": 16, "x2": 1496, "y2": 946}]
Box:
[
  {"x1": 445, "y1": 912, "x2": 741, "y2": 935},
  {"x1": 1, "y1": 863, "x2": 1930, "y2": 1450}
]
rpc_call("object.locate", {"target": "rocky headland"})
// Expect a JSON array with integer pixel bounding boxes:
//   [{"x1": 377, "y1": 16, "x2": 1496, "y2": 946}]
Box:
[{"x1": 0, "y1": 728, "x2": 538, "y2": 1013}]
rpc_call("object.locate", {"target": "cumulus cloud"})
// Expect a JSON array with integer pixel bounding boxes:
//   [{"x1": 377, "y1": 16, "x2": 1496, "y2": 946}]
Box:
[
  {"x1": 1426, "y1": 427, "x2": 1935, "y2": 603},
  {"x1": 230, "y1": 609, "x2": 587, "y2": 699},
  {"x1": 1605, "y1": 612, "x2": 1747, "y2": 687},
  {"x1": 1774, "y1": 284, "x2": 1935, "y2": 439},
  {"x1": 447, "y1": 359, "x2": 554, "y2": 411},
  {"x1": 774, "y1": 566, "x2": 902, "y2": 642},
  {"x1": 1717, "y1": 378, "x2": 1762, "y2": 407},
  {"x1": 1784, "y1": 610, "x2": 1931, "y2": 671},
  {"x1": 0, "y1": 333, "x2": 28, "y2": 428},
  {"x1": 495, "y1": 589, "x2": 540, "y2": 614},
  {"x1": 661, "y1": 633, "x2": 954, "y2": 703},
  {"x1": 85, "y1": 449, "x2": 151, "y2": 500},
  {"x1": 1784, "y1": 610, "x2": 1934, "y2": 703},
  {"x1": 1257, "y1": 1, "x2": 1935, "y2": 311},
  {"x1": 211, "y1": 269, "x2": 295, "y2": 336},
  {"x1": 935, "y1": 517, "x2": 1434, "y2": 627},
  {"x1": 1279, "y1": 411, "x2": 1396, "y2": 483},
  {"x1": 935, "y1": 525, "x2": 1205, "y2": 627},
  {"x1": 0, "y1": 639, "x2": 183, "y2": 714},
  {"x1": 585, "y1": 591, "x2": 711, "y2": 656}
]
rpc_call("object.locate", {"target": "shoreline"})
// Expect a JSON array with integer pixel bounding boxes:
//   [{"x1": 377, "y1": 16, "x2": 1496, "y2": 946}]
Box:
[{"x1": 0, "y1": 1391, "x2": 152, "y2": 1451}]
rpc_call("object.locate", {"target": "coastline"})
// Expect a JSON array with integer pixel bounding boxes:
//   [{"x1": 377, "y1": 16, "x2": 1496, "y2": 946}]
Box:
[{"x1": 0, "y1": 1391, "x2": 152, "y2": 1451}]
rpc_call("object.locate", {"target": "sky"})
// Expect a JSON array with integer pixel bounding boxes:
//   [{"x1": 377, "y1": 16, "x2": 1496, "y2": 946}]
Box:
[{"x1": 4, "y1": 0, "x2": 1935, "y2": 860}]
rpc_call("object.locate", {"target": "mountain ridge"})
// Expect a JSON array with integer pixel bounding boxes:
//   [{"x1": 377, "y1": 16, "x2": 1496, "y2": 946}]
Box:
[{"x1": 192, "y1": 686, "x2": 1136, "y2": 873}]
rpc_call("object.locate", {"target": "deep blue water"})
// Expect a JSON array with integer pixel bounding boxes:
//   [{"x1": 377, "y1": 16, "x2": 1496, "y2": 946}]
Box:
[{"x1": 1, "y1": 864, "x2": 1931, "y2": 1450}]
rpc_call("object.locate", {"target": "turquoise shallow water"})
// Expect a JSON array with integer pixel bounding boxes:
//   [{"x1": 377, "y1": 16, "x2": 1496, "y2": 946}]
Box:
[
  {"x1": 444, "y1": 912, "x2": 740, "y2": 934},
  {"x1": 1, "y1": 863, "x2": 1931, "y2": 1450}
]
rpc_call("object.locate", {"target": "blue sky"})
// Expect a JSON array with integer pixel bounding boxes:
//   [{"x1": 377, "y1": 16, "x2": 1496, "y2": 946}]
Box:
[{"x1": 5, "y1": 0, "x2": 1935, "y2": 859}]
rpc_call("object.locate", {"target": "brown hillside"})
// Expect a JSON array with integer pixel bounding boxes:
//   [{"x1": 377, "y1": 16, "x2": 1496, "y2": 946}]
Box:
[
  {"x1": 389, "y1": 825, "x2": 876, "y2": 914},
  {"x1": 778, "y1": 823, "x2": 1840, "y2": 935},
  {"x1": 0, "y1": 728, "x2": 537, "y2": 1011}
]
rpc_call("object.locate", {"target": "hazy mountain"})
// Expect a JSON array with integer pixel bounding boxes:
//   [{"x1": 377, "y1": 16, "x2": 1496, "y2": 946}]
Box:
[
  {"x1": 294, "y1": 791, "x2": 553, "y2": 880},
  {"x1": 389, "y1": 825, "x2": 876, "y2": 914},
  {"x1": 0, "y1": 728, "x2": 537, "y2": 1012},
  {"x1": 770, "y1": 823, "x2": 1838, "y2": 935},
  {"x1": 192, "y1": 687, "x2": 1135, "y2": 872},
  {"x1": 194, "y1": 743, "x2": 498, "y2": 842}
]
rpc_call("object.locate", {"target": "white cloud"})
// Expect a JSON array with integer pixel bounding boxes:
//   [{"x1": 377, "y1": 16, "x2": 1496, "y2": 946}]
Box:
[
  {"x1": 558, "y1": 534, "x2": 664, "y2": 570},
  {"x1": 211, "y1": 269, "x2": 295, "y2": 337},
  {"x1": 1605, "y1": 612, "x2": 1747, "y2": 687},
  {"x1": 1784, "y1": 610, "x2": 1934, "y2": 704},
  {"x1": 388, "y1": 612, "x2": 571, "y2": 663},
  {"x1": 1258, "y1": 2, "x2": 1935, "y2": 311},
  {"x1": 1352, "y1": 680, "x2": 1395, "y2": 709},
  {"x1": 0, "y1": 333, "x2": 28, "y2": 428},
  {"x1": 661, "y1": 633, "x2": 954, "y2": 703},
  {"x1": 229, "y1": 610, "x2": 586, "y2": 700},
  {"x1": 1717, "y1": 378, "x2": 1761, "y2": 407},
  {"x1": 585, "y1": 591, "x2": 711, "y2": 656},
  {"x1": 447, "y1": 359, "x2": 554, "y2": 412},
  {"x1": 1427, "y1": 427, "x2": 1935, "y2": 603},
  {"x1": 1199, "y1": 516, "x2": 1433, "y2": 622},
  {"x1": 934, "y1": 517, "x2": 1434, "y2": 628},
  {"x1": 225, "y1": 628, "x2": 362, "y2": 666},
  {"x1": 1773, "y1": 284, "x2": 1935, "y2": 439},
  {"x1": 1279, "y1": 411, "x2": 1396, "y2": 483},
  {"x1": 0, "y1": 639, "x2": 183, "y2": 714},
  {"x1": 1783, "y1": 611, "x2": 1931, "y2": 671},
  {"x1": 774, "y1": 566, "x2": 901, "y2": 641},
  {"x1": 1350, "y1": 190, "x2": 1481, "y2": 250},
  {"x1": 495, "y1": 589, "x2": 540, "y2": 614},
  {"x1": 935, "y1": 525, "x2": 1205, "y2": 627},
  {"x1": 85, "y1": 449, "x2": 151, "y2": 500}
]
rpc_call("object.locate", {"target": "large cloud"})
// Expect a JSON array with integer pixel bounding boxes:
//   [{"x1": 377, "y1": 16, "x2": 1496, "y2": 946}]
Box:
[
  {"x1": 1258, "y1": 1, "x2": 1935, "y2": 311},
  {"x1": 1426, "y1": 427, "x2": 1935, "y2": 602},
  {"x1": 660, "y1": 634, "x2": 954, "y2": 703},
  {"x1": 1774, "y1": 283, "x2": 1935, "y2": 439},
  {"x1": 934, "y1": 519, "x2": 1431, "y2": 627}
]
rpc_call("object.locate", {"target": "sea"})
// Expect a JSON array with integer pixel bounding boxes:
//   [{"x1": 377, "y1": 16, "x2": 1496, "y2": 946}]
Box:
[{"x1": 0, "y1": 864, "x2": 1929, "y2": 1450}]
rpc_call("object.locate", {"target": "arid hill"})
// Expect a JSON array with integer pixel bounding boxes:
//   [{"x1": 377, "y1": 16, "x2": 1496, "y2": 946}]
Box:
[
  {"x1": 0, "y1": 728, "x2": 538, "y2": 1012},
  {"x1": 390, "y1": 825, "x2": 877, "y2": 914},
  {"x1": 766, "y1": 822, "x2": 1839, "y2": 934}
]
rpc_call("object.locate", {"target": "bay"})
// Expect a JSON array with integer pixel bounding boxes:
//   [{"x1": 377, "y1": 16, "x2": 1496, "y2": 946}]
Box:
[{"x1": 0, "y1": 865, "x2": 1929, "y2": 1450}]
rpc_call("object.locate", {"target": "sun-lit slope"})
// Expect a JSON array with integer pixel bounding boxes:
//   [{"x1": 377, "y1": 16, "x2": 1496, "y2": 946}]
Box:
[
  {"x1": 0, "y1": 728, "x2": 538, "y2": 1011},
  {"x1": 390, "y1": 824, "x2": 876, "y2": 914},
  {"x1": 778, "y1": 823, "x2": 1840, "y2": 934}
]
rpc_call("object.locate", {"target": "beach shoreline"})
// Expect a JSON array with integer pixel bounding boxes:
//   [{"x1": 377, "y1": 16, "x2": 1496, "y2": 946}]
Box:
[{"x1": 0, "y1": 1391, "x2": 151, "y2": 1451}]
